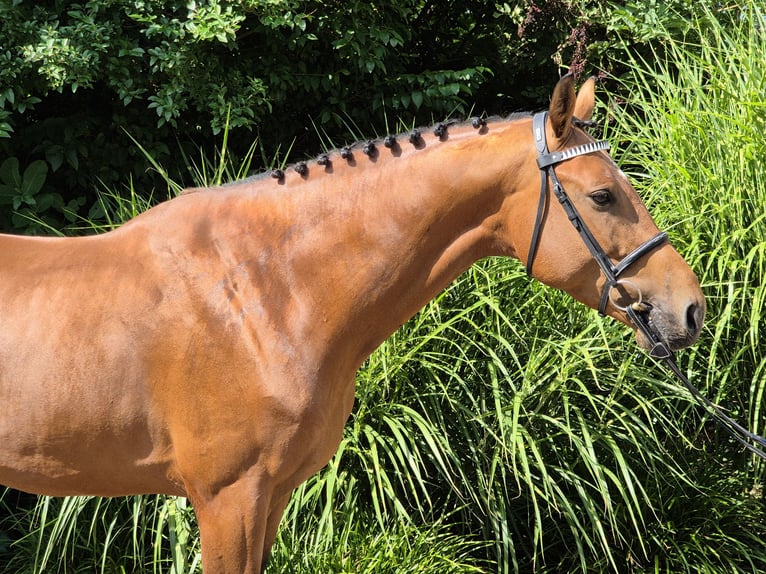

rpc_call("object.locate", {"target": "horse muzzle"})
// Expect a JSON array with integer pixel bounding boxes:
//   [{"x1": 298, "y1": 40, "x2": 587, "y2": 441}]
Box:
[
  {"x1": 632, "y1": 297, "x2": 705, "y2": 352},
  {"x1": 607, "y1": 278, "x2": 705, "y2": 352}
]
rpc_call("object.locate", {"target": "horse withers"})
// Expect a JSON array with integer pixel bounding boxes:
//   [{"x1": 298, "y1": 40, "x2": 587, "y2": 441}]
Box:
[{"x1": 0, "y1": 76, "x2": 704, "y2": 572}]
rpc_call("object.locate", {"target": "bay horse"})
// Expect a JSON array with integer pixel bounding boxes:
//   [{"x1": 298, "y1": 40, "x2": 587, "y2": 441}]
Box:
[{"x1": 0, "y1": 76, "x2": 704, "y2": 572}]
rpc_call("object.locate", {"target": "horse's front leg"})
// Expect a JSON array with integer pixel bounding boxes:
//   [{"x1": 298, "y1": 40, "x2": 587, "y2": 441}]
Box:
[
  {"x1": 189, "y1": 472, "x2": 274, "y2": 574},
  {"x1": 259, "y1": 489, "x2": 293, "y2": 572}
]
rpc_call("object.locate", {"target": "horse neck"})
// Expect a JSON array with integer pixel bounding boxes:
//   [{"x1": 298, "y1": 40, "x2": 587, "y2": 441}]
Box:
[{"x1": 225, "y1": 119, "x2": 531, "y2": 367}]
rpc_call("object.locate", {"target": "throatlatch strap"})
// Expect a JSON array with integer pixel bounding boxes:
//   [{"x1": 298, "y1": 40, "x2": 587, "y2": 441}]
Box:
[
  {"x1": 526, "y1": 113, "x2": 551, "y2": 275},
  {"x1": 525, "y1": 172, "x2": 549, "y2": 276},
  {"x1": 526, "y1": 113, "x2": 612, "y2": 276}
]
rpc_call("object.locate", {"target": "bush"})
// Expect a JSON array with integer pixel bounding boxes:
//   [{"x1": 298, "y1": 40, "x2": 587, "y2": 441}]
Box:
[
  {"x1": 0, "y1": 0, "x2": 497, "y2": 233},
  {"x1": 0, "y1": 0, "x2": 735, "y2": 234}
]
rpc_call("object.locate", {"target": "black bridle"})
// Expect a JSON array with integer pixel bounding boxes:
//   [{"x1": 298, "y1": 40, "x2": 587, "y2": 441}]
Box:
[
  {"x1": 527, "y1": 111, "x2": 766, "y2": 459},
  {"x1": 526, "y1": 112, "x2": 669, "y2": 316}
]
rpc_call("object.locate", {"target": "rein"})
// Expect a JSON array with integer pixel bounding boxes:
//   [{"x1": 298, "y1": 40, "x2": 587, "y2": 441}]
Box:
[{"x1": 527, "y1": 111, "x2": 766, "y2": 460}]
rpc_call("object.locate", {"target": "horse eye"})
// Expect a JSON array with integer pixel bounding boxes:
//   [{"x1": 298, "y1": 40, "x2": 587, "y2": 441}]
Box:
[{"x1": 590, "y1": 190, "x2": 612, "y2": 207}]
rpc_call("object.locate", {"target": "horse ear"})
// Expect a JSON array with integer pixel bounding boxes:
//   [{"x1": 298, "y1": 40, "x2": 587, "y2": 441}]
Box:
[
  {"x1": 548, "y1": 74, "x2": 576, "y2": 139},
  {"x1": 574, "y1": 77, "x2": 596, "y2": 122}
]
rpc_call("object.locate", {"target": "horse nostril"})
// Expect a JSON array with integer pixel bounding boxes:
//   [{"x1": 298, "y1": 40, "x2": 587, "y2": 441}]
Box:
[{"x1": 686, "y1": 302, "x2": 703, "y2": 335}]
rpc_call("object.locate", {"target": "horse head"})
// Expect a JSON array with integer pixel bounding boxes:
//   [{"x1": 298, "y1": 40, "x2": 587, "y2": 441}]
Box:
[{"x1": 513, "y1": 75, "x2": 705, "y2": 352}]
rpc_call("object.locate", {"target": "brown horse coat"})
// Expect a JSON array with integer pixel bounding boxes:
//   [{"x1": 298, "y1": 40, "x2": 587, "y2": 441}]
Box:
[{"x1": 0, "y1": 77, "x2": 704, "y2": 572}]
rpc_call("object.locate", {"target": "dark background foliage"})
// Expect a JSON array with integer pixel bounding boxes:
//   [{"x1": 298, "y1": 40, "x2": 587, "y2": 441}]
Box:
[{"x1": 0, "y1": 0, "x2": 704, "y2": 234}]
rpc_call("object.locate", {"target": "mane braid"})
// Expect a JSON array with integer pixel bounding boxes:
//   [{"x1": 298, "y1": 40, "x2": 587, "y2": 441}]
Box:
[{"x1": 225, "y1": 115, "x2": 525, "y2": 188}]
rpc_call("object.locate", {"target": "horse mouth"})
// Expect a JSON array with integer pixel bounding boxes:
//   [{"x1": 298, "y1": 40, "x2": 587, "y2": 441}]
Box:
[{"x1": 632, "y1": 303, "x2": 704, "y2": 352}]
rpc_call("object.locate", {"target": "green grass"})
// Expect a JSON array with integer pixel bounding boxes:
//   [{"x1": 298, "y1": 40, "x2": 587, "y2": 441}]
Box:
[{"x1": 2, "y1": 5, "x2": 766, "y2": 572}]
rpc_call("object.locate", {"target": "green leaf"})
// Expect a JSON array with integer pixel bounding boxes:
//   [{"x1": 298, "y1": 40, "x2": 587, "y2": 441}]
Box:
[
  {"x1": 65, "y1": 148, "x2": 79, "y2": 170},
  {"x1": 0, "y1": 183, "x2": 15, "y2": 204},
  {"x1": 45, "y1": 145, "x2": 64, "y2": 172},
  {"x1": 0, "y1": 157, "x2": 21, "y2": 187},
  {"x1": 21, "y1": 160, "x2": 48, "y2": 196},
  {"x1": 411, "y1": 91, "x2": 423, "y2": 109},
  {"x1": 35, "y1": 192, "x2": 61, "y2": 213}
]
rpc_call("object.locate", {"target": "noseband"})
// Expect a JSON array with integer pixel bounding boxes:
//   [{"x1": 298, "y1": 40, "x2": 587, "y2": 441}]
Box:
[{"x1": 526, "y1": 111, "x2": 766, "y2": 459}]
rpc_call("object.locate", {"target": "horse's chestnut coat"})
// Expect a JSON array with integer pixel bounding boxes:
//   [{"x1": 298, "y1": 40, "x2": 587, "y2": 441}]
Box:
[{"x1": 0, "y1": 77, "x2": 704, "y2": 573}]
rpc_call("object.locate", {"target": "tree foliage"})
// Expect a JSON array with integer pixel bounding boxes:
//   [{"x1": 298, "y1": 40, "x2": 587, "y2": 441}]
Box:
[
  {"x1": 0, "y1": 0, "x2": 493, "y2": 232},
  {"x1": 0, "y1": 0, "x2": 716, "y2": 234}
]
